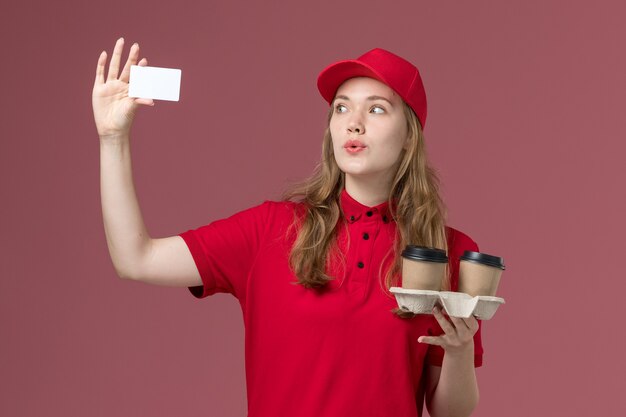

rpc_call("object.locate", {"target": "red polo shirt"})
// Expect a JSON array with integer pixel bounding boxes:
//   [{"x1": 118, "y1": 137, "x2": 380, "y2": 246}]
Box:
[{"x1": 179, "y1": 188, "x2": 483, "y2": 417}]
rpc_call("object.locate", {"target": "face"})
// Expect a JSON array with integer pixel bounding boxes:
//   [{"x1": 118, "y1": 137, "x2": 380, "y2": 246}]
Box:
[{"x1": 329, "y1": 77, "x2": 409, "y2": 184}]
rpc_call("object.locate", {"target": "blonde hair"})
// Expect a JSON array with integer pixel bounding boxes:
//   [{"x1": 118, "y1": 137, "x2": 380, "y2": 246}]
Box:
[{"x1": 281, "y1": 101, "x2": 449, "y2": 314}]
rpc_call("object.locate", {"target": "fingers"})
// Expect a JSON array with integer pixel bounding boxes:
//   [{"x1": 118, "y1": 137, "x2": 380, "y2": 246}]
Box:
[
  {"x1": 449, "y1": 315, "x2": 470, "y2": 331},
  {"x1": 107, "y1": 37, "x2": 125, "y2": 82},
  {"x1": 119, "y1": 42, "x2": 140, "y2": 83},
  {"x1": 432, "y1": 307, "x2": 477, "y2": 332},
  {"x1": 94, "y1": 50, "x2": 107, "y2": 86},
  {"x1": 418, "y1": 307, "x2": 479, "y2": 349},
  {"x1": 432, "y1": 306, "x2": 456, "y2": 335},
  {"x1": 98, "y1": 38, "x2": 145, "y2": 86},
  {"x1": 461, "y1": 316, "x2": 480, "y2": 333}
]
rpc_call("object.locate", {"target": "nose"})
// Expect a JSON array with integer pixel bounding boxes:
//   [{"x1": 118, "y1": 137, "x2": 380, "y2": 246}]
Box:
[
  {"x1": 347, "y1": 113, "x2": 365, "y2": 135},
  {"x1": 348, "y1": 111, "x2": 365, "y2": 135}
]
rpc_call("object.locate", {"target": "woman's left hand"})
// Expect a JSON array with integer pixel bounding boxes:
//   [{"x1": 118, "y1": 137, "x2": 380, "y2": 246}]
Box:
[{"x1": 417, "y1": 306, "x2": 479, "y2": 356}]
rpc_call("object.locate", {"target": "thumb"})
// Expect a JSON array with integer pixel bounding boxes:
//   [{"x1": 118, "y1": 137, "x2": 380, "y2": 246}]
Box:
[
  {"x1": 134, "y1": 98, "x2": 155, "y2": 107},
  {"x1": 418, "y1": 336, "x2": 443, "y2": 346}
]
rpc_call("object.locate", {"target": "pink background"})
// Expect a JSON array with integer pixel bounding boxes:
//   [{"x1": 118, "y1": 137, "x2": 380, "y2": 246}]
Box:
[{"x1": 2, "y1": 0, "x2": 625, "y2": 415}]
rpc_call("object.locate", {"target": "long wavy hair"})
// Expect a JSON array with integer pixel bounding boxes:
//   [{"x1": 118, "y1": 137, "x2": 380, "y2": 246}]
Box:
[{"x1": 281, "y1": 100, "x2": 449, "y2": 314}]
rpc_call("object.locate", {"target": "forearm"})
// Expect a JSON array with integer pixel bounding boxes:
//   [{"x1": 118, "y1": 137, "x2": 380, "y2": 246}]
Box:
[
  {"x1": 428, "y1": 345, "x2": 479, "y2": 417},
  {"x1": 100, "y1": 135, "x2": 151, "y2": 279}
]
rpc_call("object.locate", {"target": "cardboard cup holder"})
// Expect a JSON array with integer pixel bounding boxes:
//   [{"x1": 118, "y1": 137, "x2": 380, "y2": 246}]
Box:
[{"x1": 390, "y1": 287, "x2": 505, "y2": 320}]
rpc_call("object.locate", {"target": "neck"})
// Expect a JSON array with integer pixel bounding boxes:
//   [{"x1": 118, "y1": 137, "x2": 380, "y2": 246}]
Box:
[{"x1": 344, "y1": 174, "x2": 394, "y2": 207}]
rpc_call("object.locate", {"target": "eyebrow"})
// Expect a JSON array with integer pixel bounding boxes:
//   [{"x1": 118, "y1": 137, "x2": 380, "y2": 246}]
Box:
[{"x1": 334, "y1": 95, "x2": 394, "y2": 106}]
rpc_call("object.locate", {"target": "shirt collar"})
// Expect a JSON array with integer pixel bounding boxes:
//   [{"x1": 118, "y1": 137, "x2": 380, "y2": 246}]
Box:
[{"x1": 340, "y1": 188, "x2": 394, "y2": 224}]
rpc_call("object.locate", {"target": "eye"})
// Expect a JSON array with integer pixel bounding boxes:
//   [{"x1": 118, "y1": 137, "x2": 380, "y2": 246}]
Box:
[
  {"x1": 370, "y1": 105, "x2": 385, "y2": 114},
  {"x1": 335, "y1": 103, "x2": 348, "y2": 113}
]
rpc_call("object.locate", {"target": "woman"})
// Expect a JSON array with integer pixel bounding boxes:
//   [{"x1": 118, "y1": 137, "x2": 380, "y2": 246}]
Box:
[{"x1": 93, "y1": 38, "x2": 482, "y2": 417}]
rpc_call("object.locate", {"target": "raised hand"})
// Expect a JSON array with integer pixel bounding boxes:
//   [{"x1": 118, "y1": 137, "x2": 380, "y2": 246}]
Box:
[
  {"x1": 92, "y1": 37, "x2": 153, "y2": 139},
  {"x1": 417, "y1": 306, "x2": 479, "y2": 356}
]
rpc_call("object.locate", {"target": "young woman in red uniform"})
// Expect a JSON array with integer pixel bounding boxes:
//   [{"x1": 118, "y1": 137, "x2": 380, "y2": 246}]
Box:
[{"x1": 93, "y1": 37, "x2": 482, "y2": 417}]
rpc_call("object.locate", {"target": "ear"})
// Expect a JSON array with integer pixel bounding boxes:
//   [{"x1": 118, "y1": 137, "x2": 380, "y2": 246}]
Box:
[{"x1": 402, "y1": 133, "x2": 411, "y2": 150}]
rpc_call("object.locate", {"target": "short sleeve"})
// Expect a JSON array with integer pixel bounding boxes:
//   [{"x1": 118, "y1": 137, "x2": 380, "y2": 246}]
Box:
[
  {"x1": 425, "y1": 227, "x2": 484, "y2": 367},
  {"x1": 178, "y1": 201, "x2": 272, "y2": 300}
]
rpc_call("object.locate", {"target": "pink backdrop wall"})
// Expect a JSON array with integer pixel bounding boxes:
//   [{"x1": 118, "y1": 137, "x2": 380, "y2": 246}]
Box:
[{"x1": 2, "y1": 0, "x2": 624, "y2": 415}]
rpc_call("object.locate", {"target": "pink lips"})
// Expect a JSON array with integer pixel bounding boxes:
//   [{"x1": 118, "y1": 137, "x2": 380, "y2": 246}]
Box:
[{"x1": 344, "y1": 139, "x2": 367, "y2": 154}]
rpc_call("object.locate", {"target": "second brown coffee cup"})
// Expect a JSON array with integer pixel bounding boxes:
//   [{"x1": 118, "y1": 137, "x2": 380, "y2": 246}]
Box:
[
  {"x1": 401, "y1": 245, "x2": 448, "y2": 291},
  {"x1": 458, "y1": 251, "x2": 506, "y2": 296}
]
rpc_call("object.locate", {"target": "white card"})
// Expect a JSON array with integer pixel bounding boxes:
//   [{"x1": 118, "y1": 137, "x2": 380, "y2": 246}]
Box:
[{"x1": 129, "y1": 65, "x2": 182, "y2": 101}]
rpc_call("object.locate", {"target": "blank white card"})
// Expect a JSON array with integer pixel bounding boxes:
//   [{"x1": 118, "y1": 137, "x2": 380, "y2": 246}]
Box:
[{"x1": 129, "y1": 65, "x2": 182, "y2": 102}]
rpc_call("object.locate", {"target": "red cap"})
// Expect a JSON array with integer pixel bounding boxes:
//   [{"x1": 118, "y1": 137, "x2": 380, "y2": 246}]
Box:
[{"x1": 317, "y1": 48, "x2": 427, "y2": 129}]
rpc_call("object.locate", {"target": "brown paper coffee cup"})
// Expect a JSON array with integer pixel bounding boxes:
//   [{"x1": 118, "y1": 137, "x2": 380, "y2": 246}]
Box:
[
  {"x1": 401, "y1": 246, "x2": 448, "y2": 291},
  {"x1": 458, "y1": 251, "x2": 505, "y2": 296}
]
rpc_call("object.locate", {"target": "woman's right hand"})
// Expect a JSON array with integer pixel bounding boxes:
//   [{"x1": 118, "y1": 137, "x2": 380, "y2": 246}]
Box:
[{"x1": 92, "y1": 37, "x2": 154, "y2": 139}]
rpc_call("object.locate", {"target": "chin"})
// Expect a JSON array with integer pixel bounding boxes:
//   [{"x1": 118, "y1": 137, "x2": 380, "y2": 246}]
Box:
[
  {"x1": 336, "y1": 163, "x2": 367, "y2": 176},
  {"x1": 341, "y1": 168, "x2": 377, "y2": 179}
]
